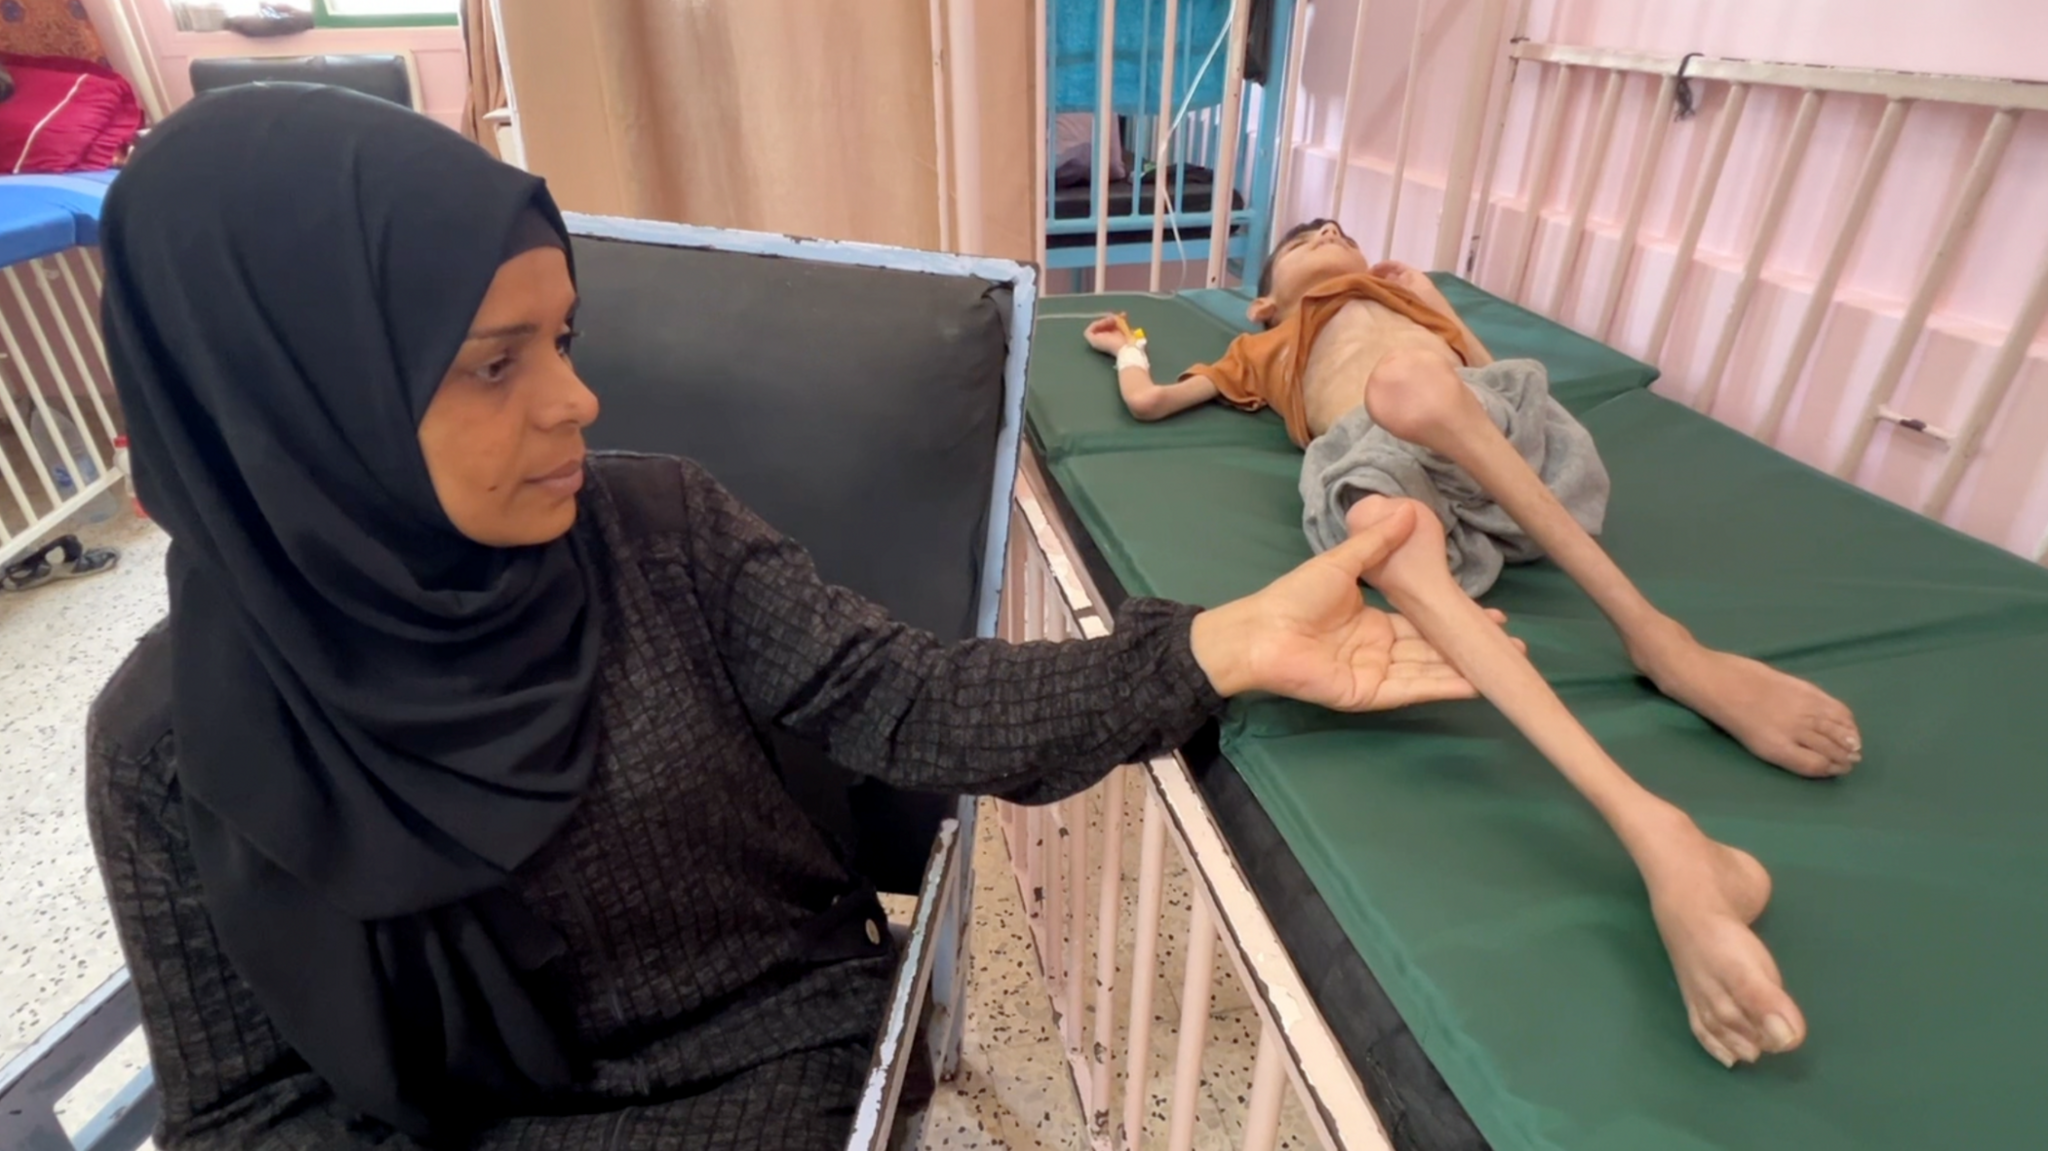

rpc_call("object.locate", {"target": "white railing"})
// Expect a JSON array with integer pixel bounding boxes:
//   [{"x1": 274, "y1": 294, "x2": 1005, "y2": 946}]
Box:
[
  {"x1": 1472, "y1": 42, "x2": 2048, "y2": 510},
  {"x1": 1272, "y1": 1, "x2": 2048, "y2": 557},
  {"x1": 0, "y1": 249, "x2": 125, "y2": 571},
  {"x1": 993, "y1": 449, "x2": 1388, "y2": 1151}
]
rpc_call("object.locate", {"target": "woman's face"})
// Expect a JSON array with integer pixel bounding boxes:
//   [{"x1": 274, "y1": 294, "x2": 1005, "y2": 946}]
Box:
[{"x1": 418, "y1": 246, "x2": 599, "y2": 547}]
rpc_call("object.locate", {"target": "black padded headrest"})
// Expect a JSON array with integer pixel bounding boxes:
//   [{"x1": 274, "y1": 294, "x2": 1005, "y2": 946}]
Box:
[
  {"x1": 188, "y1": 55, "x2": 413, "y2": 109},
  {"x1": 571, "y1": 235, "x2": 1013, "y2": 890}
]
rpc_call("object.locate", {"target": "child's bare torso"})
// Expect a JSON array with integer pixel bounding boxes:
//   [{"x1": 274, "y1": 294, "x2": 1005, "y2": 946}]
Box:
[{"x1": 1300, "y1": 300, "x2": 1464, "y2": 440}]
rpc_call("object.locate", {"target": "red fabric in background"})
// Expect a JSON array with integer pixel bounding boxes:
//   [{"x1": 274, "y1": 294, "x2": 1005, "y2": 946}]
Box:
[{"x1": 0, "y1": 53, "x2": 144, "y2": 173}]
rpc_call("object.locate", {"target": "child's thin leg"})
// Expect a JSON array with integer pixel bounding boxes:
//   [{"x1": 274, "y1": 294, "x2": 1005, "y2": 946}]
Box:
[
  {"x1": 1361, "y1": 351, "x2": 1860, "y2": 778},
  {"x1": 1347, "y1": 494, "x2": 1805, "y2": 1065}
]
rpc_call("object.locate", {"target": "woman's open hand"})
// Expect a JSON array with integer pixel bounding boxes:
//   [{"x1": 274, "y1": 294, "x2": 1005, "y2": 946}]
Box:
[{"x1": 1189, "y1": 501, "x2": 1511, "y2": 711}]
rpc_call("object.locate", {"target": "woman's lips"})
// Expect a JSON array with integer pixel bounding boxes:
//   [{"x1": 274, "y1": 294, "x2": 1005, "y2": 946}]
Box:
[{"x1": 529, "y1": 458, "x2": 585, "y2": 496}]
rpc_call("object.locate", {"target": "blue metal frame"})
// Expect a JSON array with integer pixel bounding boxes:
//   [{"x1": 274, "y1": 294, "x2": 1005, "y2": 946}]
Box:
[{"x1": 1040, "y1": 0, "x2": 1303, "y2": 295}]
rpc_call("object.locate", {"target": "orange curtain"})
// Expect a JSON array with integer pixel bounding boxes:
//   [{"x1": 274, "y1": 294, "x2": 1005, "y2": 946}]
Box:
[
  {"x1": 460, "y1": 0, "x2": 506, "y2": 158},
  {"x1": 494, "y1": 0, "x2": 1035, "y2": 259}
]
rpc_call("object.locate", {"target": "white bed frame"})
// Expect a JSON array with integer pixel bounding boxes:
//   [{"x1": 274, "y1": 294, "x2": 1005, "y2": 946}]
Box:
[
  {"x1": 0, "y1": 247, "x2": 123, "y2": 572},
  {"x1": 993, "y1": 3, "x2": 2048, "y2": 1148}
]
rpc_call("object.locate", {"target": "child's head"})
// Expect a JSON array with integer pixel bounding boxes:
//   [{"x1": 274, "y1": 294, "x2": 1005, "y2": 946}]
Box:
[{"x1": 1249, "y1": 219, "x2": 1370, "y2": 327}]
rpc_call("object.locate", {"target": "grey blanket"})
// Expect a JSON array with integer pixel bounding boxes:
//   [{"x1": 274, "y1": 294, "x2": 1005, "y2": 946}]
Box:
[{"x1": 1299, "y1": 358, "x2": 1609, "y2": 597}]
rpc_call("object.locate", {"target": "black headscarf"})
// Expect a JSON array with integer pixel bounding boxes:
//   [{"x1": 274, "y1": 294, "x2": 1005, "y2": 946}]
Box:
[{"x1": 100, "y1": 84, "x2": 601, "y2": 1141}]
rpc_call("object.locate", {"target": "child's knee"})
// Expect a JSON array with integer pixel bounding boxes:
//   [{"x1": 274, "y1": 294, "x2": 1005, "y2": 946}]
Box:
[{"x1": 1364, "y1": 349, "x2": 1469, "y2": 443}]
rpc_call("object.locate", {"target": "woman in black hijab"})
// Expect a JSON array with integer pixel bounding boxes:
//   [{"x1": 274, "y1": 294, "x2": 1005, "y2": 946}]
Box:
[{"x1": 88, "y1": 84, "x2": 1479, "y2": 1149}]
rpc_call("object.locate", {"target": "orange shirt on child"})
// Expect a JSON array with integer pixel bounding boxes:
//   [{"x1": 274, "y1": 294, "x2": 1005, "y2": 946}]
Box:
[{"x1": 1181, "y1": 273, "x2": 1477, "y2": 448}]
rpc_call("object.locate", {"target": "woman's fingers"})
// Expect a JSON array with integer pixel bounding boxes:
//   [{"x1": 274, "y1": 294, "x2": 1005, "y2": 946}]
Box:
[
  {"x1": 1390, "y1": 607, "x2": 1510, "y2": 642},
  {"x1": 1319, "y1": 503, "x2": 1419, "y2": 579},
  {"x1": 1369, "y1": 673, "x2": 1479, "y2": 711}
]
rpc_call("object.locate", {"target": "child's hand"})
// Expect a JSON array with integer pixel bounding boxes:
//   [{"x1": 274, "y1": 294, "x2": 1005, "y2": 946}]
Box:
[{"x1": 1084, "y1": 316, "x2": 1130, "y2": 355}]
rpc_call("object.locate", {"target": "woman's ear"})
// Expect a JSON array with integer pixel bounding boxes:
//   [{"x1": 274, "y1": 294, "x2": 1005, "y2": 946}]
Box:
[{"x1": 1247, "y1": 297, "x2": 1278, "y2": 327}]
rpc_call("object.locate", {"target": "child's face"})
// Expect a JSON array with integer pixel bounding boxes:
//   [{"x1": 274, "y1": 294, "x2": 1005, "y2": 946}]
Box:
[{"x1": 1256, "y1": 222, "x2": 1371, "y2": 321}]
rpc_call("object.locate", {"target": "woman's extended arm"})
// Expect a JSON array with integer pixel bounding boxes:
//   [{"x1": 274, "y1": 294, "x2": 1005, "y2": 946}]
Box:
[{"x1": 662, "y1": 458, "x2": 1476, "y2": 805}]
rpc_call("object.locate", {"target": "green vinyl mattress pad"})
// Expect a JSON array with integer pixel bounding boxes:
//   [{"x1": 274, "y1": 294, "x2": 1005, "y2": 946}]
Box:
[{"x1": 1027, "y1": 278, "x2": 2048, "y2": 1151}]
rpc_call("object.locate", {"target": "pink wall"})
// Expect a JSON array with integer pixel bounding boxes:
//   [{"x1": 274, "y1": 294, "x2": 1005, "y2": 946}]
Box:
[
  {"x1": 1281, "y1": 0, "x2": 2048, "y2": 560},
  {"x1": 99, "y1": 0, "x2": 469, "y2": 131}
]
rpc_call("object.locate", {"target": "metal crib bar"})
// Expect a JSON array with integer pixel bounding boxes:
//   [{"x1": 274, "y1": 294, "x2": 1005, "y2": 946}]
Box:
[
  {"x1": 1239, "y1": 1019, "x2": 1291, "y2": 1151},
  {"x1": 30, "y1": 257, "x2": 118, "y2": 448},
  {"x1": 1176, "y1": 21, "x2": 1194, "y2": 223},
  {"x1": 0, "y1": 377, "x2": 44, "y2": 529},
  {"x1": 1380, "y1": 0, "x2": 1431, "y2": 261},
  {"x1": 1691, "y1": 87, "x2": 1823, "y2": 417},
  {"x1": 5, "y1": 266, "x2": 109, "y2": 476},
  {"x1": 1594, "y1": 72, "x2": 1677, "y2": 341},
  {"x1": 1835, "y1": 107, "x2": 2017, "y2": 481},
  {"x1": 1548, "y1": 67, "x2": 1625, "y2": 318},
  {"x1": 1148, "y1": 0, "x2": 1184, "y2": 291},
  {"x1": 1434, "y1": 0, "x2": 1511, "y2": 272},
  {"x1": 1645, "y1": 80, "x2": 1751, "y2": 364},
  {"x1": 1093, "y1": 0, "x2": 1120, "y2": 291},
  {"x1": 1756, "y1": 97, "x2": 1909, "y2": 445},
  {"x1": 1165, "y1": 889, "x2": 1218, "y2": 1151},
  {"x1": 1205, "y1": 0, "x2": 1253, "y2": 289},
  {"x1": 1329, "y1": 0, "x2": 1375, "y2": 222},
  {"x1": 1502, "y1": 61, "x2": 1572, "y2": 303},
  {"x1": 1063, "y1": 786, "x2": 1088, "y2": 1047},
  {"x1": 1265, "y1": 0, "x2": 1313, "y2": 256},
  {"x1": 0, "y1": 324, "x2": 69, "y2": 507},
  {"x1": 1922, "y1": 242, "x2": 2048, "y2": 518},
  {"x1": 1121, "y1": 786, "x2": 1169, "y2": 1149},
  {"x1": 1088, "y1": 768, "x2": 1128, "y2": 1137},
  {"x1": 59, "y1": 250, "x2": 113, "y2": 383}
]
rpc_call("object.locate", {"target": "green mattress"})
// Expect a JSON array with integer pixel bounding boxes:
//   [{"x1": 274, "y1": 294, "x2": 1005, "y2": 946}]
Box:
[{"x1": 1027, "y1": 279, "x2": 2048, "y2": 1150}]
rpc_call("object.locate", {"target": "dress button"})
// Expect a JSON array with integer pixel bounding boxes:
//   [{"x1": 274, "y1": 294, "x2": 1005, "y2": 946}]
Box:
[{"x1": 865, "y1": 919, "x2": 882, "y2": 946}]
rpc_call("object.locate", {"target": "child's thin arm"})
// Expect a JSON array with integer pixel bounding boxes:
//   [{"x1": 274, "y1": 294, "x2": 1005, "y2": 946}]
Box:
[{"x1": 1085, "y1": 316, "x2": 1220, "y2": 421}]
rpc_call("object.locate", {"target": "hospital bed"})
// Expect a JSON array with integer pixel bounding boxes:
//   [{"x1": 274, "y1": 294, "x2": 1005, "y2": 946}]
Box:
[
  {"x1": 1006, "y1": 276, "x2": 2048, "y2": 1149},
  {"x1": 993, "y1": 4, "x2": 2048, "y2": 1148},
  {"x1": 0, "y1": 219, "x2": 1041, "y2": 1151}
]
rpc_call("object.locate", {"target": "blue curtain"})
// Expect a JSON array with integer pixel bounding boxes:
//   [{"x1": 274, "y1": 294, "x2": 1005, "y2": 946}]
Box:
[{"x1": 1049, "y1": 0, "x2": 1233, "y2": 114}]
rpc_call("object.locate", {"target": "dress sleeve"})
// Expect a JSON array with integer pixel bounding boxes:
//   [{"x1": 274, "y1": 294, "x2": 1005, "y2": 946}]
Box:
[
  {"x1": 85, "y1": 724, "x2": 420, "y2": 1150},
  {"x1": 662, "y1": 458, "x2": 1226, "y2": 805}
]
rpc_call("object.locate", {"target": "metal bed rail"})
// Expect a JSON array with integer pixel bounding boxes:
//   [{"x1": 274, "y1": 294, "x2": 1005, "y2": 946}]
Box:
[
  {"x1": 992, "y1": 448, "x2": 1389, "y2": 1151},
  {"x1": 0, "y1": 248, "x2": 125, "y2": 571}
]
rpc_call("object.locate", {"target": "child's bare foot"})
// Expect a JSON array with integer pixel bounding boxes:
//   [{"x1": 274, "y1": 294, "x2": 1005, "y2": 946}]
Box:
[
  {"x1": 1635, "y1": 819, "x2": 1806, "y2": 1067},
  {"x1": 1631, "y1": 627, "x2": 1861, "y2": 777}
]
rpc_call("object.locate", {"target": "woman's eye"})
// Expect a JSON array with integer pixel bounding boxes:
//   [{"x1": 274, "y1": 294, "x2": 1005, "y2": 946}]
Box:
[
  {"x1": 555, "y1": 328, "x2": 580, "y2": 359},
  {"x1": 475, "y1": 353, "x2": 516, "y2": 384}
]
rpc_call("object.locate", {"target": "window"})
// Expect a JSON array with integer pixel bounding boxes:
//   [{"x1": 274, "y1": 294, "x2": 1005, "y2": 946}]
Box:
[
  {"x1": 312, "y1": 0, "x2": 458, "y2": 28},
  {"x1": 168, "y1": 0, "x2": 458, "y2": 31}
]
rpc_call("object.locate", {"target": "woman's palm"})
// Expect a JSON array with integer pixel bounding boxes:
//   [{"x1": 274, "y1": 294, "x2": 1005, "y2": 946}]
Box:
[{"x1": 1240, "y1": 548, "x2": 1481, "y2": 712}]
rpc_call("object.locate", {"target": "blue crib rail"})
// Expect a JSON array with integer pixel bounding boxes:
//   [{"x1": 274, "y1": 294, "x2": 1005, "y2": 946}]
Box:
[{"x1": 1043, "y1": 0, "x2": 1300, "y2": 292}]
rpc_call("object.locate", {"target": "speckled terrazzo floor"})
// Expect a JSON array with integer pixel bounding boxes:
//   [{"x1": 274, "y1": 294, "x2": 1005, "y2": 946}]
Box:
[
  {"x1": 3, "y1": 515, "x2": 1318, "y2": 1150},
  {"x1": 1, "y1": 511, "x2": 168, "y2": 1143}
]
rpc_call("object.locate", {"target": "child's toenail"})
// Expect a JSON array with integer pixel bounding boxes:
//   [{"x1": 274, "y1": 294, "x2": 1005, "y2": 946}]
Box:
[{"x1": 1764, "y1": 1015, "x2": 1797, "y2": 1050}]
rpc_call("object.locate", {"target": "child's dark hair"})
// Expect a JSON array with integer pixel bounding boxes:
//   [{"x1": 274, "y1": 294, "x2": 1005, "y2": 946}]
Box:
[{"x1": 1256, "y1": 218, "x2": 1343, "y2": 299}]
